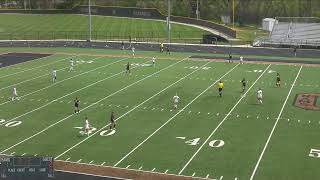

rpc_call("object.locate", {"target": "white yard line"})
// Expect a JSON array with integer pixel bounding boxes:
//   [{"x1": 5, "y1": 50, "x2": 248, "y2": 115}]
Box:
[
  {"x1": 178, "y1": 64, "x2": 271, "y2": 175},
  {"x1": 0, "y1": 57, "x2": 127, "y2": 106},
  {"x1": 0, "y1": 57, "x2": 188, "y2": 154},
  {"x1": 54, "y1": 59, "x2": 209, "y2": 159},
  {"x1": 0, "y1": 55, "x2": 76, "y2": 79},
  {"x1": 0, "y1": 58, "x2": 149, "y2": 126},
  {"x1": 113, "y1": 63, "x2": 239, "y2": 167},
  {"x1": 249, "y1": 65, "x2": 303, "y2": 180}
]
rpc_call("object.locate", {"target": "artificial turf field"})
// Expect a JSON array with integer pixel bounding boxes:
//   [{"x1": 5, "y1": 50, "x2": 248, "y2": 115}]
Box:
[{"x1": 0, "y1": 47, "x2": 319, "y2": 180}]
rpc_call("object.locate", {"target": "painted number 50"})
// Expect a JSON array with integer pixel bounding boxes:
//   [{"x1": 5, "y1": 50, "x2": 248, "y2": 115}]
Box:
[{"x1": 309, "y1": 149, "x2": 320, "y2": 158}]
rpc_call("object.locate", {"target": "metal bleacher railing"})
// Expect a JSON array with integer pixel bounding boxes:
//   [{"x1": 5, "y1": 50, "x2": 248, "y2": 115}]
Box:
[{"x1": 254, "y1": 17, "x2": 320, "y2": 48}]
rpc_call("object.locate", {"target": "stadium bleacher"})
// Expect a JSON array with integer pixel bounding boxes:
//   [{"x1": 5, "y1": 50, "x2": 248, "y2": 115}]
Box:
[{"x1": 254, "y1": 17, "x2": 320, "y2": 48}]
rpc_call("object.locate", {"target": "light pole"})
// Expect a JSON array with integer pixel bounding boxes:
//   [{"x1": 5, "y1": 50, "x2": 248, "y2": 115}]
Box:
[
  {"x1": 232, "y1": 0, "x2": 235, "y2": 28},
  {"x1": 196, "y1": 0, "x2": 200, "y2": 20},
  {"x1": 88, "y1": 0, "x2": 92, "y2": 41},
  {"x1": 167, "y1": 0, "x2": 171, "y2": 44}
]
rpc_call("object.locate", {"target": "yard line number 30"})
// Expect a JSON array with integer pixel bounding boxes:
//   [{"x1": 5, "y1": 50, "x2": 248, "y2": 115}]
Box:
[{"x1": 0, "y1": 119, "x2": 22, "y2": 127}]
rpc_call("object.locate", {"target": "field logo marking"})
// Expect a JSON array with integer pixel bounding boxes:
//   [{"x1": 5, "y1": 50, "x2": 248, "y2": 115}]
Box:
[{"x1": 294, "y1": 93, "x2": 320, "y2": 111}]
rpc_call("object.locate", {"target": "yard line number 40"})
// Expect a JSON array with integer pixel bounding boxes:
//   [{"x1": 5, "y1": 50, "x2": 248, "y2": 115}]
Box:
[
  {"x1": 176, "y1": 137, "x2": 225, "y2": 148},
  {"x1": 0, "y1": 119, "x2": 22, "y2": 127}
]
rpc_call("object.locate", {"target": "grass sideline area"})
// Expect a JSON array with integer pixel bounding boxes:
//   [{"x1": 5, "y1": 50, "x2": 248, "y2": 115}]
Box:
[
  {"x1": 0, "y1": 14, "x2": 208, "y2": 42},
  {"x1": 0, "y1": 47, "x2": 319, "y2": 180}
]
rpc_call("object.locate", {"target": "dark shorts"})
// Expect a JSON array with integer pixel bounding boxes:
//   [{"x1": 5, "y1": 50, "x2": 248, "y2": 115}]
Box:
[
  {"x1": 75, "y1": 104, "x2": 79, "y2": 108},
  {"x1": 219, "y1": 88, "x2": 223, "y2": 92},
  {"x1": 277, "y1": 78, "x2": 280, "y2": 82}
]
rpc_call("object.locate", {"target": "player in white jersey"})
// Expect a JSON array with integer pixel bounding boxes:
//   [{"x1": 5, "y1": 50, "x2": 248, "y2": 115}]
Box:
[
  {"x1": 173, "y1": 94, "x2": 180, "y2": 109},
  {"x1": 152, "y1": 57, "x2": 156, "y2": 67},
  {"x1": 240, "y1": 56, "x2": 244, "y2": 64},
  {"x1": 132, "y1": 46, "x2": 135, "y2": 56},
  {"x1": 69, "y1": 59, "x2": 74, "y2": 72},
  {"x1": 52, "y1": 69, "x2": 57, "y2": 83},
  {"x1": 257, "y1": 88, "x2": 263, "y2": 104},
  {"x1": 12, "y1": 87, "x2": 18, "y2": 101},
  {"x1": 84, "y1": 117, "x2": 91, "y2": 136}
]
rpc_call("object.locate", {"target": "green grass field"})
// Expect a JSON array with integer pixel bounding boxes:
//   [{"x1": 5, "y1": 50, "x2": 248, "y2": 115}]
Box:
[
  {"x1": 0, "y1": 14, "x2": 207, "y2": 42},
  {"x1": 0, "y1": 47, "x2": 320, "y2": 180}
]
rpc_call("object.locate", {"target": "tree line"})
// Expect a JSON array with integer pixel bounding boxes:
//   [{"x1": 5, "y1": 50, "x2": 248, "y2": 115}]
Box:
[{"x1": 1, "y1": 0, "x2": 319, "y2": 24}]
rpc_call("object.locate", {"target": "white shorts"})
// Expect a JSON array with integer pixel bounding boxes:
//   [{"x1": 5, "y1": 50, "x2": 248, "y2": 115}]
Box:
[
  {"x1": 174, "y1": 100, "x2": 179, "y2": 104},
  {"x1": 257, "y1": 95, "x2": 262, "y2": 99}
]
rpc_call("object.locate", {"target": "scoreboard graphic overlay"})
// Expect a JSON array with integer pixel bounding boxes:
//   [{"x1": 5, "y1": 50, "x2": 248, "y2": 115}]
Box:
[{"x1": 0, "y1": 156, "x2": 54, "y2": 178}]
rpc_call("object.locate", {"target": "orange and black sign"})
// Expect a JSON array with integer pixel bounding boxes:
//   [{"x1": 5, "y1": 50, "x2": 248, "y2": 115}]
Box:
[{"x1": 294, "y1": 93, "x2": 320, "y2": 111}]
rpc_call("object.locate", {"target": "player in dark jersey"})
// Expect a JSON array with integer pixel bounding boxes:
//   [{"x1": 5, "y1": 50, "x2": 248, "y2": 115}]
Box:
[
  {"x1": 110, "y1": 111, "x2": 116, "y2": 130},
  {"x1": 241, "y1": 78, "x2": 247, "y2": 93},
  {"x1": 166, "y1": 45, "x2": 170, "y2": 55},
  {"x1": 74, "y1": 97, "x2": 80, "y2": 113},
  {"x1": 293, "y1": 47, "x2": 297, "y2": 57},
  {"x1": 121, "y1": 41, "x2": 124, "y2": 50},
  {"x1": 126, "y1": 62, "x2": 130, "y2": 74},
  {"x1": 276, "y1": 73, "x2": 281, "y2": 87},
  {"x1": 228, "y1": 53, "x2": 233, "y2": 63}
]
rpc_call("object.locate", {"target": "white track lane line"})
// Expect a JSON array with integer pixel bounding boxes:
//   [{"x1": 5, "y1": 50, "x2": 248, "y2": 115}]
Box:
[
  {"x1": 0, "y1": 57, "x2": 127, "y2": 106},
  {"x1": 0, "y1": 58, "x2": 149, "y2": 126},
  {"x1": 0, "y1": 55, "x2": 76, "y2": 79},
  {"x1": 178, "y1": 64, "x2": 271, "y2": 175},
  {"x1": 0, "y1": 55, "x2": 89, "y2": 91},
  {"x1": 113, "y1": 63, "x2": 239, "y2": 167},
  {"x1": 249, "y1": 65, "x2": 302, "y2": 180},
  {"x1": 54, "y1": 59, "x2": 209, "y2": 159},
  {"x1": 0, "y1": 57, "x2": 188, "y2": 154}
]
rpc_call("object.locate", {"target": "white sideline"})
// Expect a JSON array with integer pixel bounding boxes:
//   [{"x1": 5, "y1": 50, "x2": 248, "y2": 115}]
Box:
[
  {"x1": 54, "y1": 57, "x2": 203, "y2": 159},
  {"x1": 178, "y1": 64, "x2": 271, "y2": 175},
  {"x1": 0, "y1": 54, "x2": 75, "y2": 79},
  {"x1": 55, "y1": 169, "x2": 130, "y2": 180},
  {"x1": 0, "y1": 58, "x2": 149, "y2": 126},
  {"x1": 113, "y1": 63, "x2": 240, "y2": 167},
  {"x1": 249, "y1": 65, "x2": 303, "y2": 180},
  {"x1": 0, "y1": 55, "x2": 81, "y2": 91},
  {"x1": 0, "y1": 57, "x2": 127, "y2": 106},
  {"x1": 56, "y1": 160, "x2": 209, "y2": 180},
  {"x1": 0, "y1": 57, "x2": 187, "y2": 153}
]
